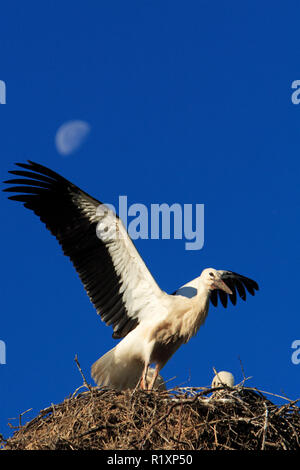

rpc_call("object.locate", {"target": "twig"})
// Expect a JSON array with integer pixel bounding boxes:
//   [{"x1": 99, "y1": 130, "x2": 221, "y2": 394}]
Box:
[
  {"x1": 74, "y1": 354, "x2": 92, "y2": 392},
  {"x1": 261, "y1": 403, "x2": 269, "y2": 450},
  {"x1": 19, "y1": 409, "x2": 33, "y2": 429},
  {"x1": 176, "y1": 402, "x2": 183, "y2": 448},
  {"x1": 75, "y1": 423, "x2": 117, "y2": 439},
  {"x1": 238, "y1": 356, "x2": 247, "y2": 384}
]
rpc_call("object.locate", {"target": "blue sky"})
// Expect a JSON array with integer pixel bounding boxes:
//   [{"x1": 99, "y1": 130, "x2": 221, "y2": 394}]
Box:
[{"x1": 1, "y1": 1, "x2": 300, "y2": 439}]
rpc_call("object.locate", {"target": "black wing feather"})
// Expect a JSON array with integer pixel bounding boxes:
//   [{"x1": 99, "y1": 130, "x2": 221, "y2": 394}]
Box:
[
  {"x1": 3, "y1": 160, "x2": 136, "y2": 339},
  {"x1": 210, "y1": 270, "x2": 259, "y2": 308}
]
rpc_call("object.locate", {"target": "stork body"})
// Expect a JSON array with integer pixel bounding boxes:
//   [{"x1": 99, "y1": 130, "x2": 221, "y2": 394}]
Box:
[
  {"x1": 3, "y1": 161, "x2": 259, "y2": 390},
  {"x1": 92, "y1": 275, "x2": 211, "y2": 389}
]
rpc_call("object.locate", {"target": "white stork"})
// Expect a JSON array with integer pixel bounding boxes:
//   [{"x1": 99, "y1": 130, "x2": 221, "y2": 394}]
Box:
[
  {"x1": 4, "y1": 161, "x2": 259, "y2": 390},
  {"x1": 212, "y1": 371, "x2": 235, "y2": 388}
]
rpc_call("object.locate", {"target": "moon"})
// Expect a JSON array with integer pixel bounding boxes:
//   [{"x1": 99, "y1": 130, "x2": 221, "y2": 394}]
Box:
[{"x1": 55, "y1": 120, "x2": 90, "y2": 156}]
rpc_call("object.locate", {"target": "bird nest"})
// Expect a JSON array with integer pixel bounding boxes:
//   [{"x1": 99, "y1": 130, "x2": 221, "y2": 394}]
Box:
[{"x1": 2, "y1": 384, "x2": 300, "y2": 451}]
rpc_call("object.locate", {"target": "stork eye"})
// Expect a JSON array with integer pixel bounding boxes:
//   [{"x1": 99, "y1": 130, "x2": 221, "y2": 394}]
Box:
[{"x1": 209, "y1": 272, "x2": 214, "y2": 277}]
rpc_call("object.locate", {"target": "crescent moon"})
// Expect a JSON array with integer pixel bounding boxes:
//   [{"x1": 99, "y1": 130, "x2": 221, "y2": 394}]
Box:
[{"x1": 55, "y1": 120, "x2": 90, "y2": 156}]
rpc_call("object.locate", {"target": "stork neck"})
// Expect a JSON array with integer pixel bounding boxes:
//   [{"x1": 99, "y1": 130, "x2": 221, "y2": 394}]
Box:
[
  {"x1": 198, "y1": 278, "x2": 210, "y2": 295},
  {"x1": 194, "y1": 279, "x2": 211, "y2": 308},
  {"x1": 180, "y1": 278, "x2": 211, "y2": 342}
]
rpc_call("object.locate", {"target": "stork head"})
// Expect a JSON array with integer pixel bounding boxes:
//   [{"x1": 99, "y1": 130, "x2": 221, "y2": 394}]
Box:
[
  {"x1": 200, "y1": 268, "x2": 233, "y2": 294},
  {"x1": 212, "y1": 371, "x2": 235, "y2": 388}
]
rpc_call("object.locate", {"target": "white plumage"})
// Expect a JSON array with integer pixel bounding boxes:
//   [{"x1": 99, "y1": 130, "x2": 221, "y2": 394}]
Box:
[
  {"x1": 4, "y1": 161, "x2": 259, "y2": 390},
  {"x1": 212, "y1": 371, "x2": 235, "y2": 388}
]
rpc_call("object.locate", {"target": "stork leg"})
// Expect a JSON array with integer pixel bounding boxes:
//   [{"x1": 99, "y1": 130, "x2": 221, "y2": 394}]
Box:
[
  {"x1": 140, "y1": 363, "x2": 149, "y2": 390},
  {"x1": 148, "y1": 364, "x2": 160, "y2": 390}
]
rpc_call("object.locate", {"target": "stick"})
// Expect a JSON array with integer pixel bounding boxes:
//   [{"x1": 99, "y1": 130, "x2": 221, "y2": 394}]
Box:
[
  {"x1": 74, "y1": 354, "x2": 92, "y2": 392},
  {"x1": 261, "y1": 403, "x2": 269, "y2": 450}
]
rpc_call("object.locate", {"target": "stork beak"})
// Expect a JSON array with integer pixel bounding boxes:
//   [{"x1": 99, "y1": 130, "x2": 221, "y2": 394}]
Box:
[{"x1": 215, "y1": 278, "x2": 233, "y2": 295}]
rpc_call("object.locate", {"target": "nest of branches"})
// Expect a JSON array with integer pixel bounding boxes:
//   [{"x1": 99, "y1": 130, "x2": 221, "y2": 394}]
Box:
[{"x1": 2, "y1": 384, "x2": 300, "y2": 451}]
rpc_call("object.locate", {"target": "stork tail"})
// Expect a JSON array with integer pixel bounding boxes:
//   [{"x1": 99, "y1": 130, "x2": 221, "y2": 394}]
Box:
[{"x1": 91, "y1": 346, "x2": 144, "y2": 390}]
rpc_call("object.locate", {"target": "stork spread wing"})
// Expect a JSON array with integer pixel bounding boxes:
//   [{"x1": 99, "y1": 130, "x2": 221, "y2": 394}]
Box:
[
  {"x1": 210, "y1": 271, "x2": 259, "y2": 308},
  {"x1": 3, "y1": 161, "x2": 165, "y2": 338}
]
